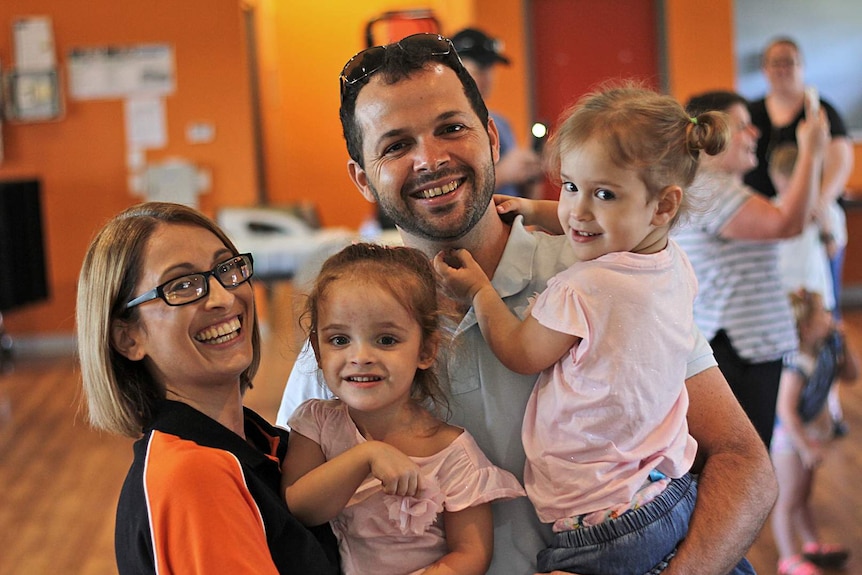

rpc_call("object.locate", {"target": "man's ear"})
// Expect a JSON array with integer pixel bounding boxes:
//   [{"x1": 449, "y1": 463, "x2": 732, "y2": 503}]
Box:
[
  {"x1": 111, "y1": 319, "x2": 146, "y2": 361},
  {"x1": 652, "y1": 185, "x2": 683, "y2": 227},
  {"x1": 487, "y1": 115, "x2": 501, "y2": 164},
  {"x1": 347, "y1": 160, "x2": 377, "y2": 204}
]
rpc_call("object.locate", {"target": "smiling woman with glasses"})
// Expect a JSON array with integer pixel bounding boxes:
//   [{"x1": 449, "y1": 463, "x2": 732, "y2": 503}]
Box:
[{"x1": 76, "y1": 202, "x2": 339, "y2": 575}]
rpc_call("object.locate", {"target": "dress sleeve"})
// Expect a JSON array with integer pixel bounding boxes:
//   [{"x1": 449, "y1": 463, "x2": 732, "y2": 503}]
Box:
[
  {"x1": 145, "y1": 433, "x2": 280, "y2": 574},
  {"x1": 436, "y1": 433, "x2": 526, "y2": 513},
  {"x1": 530, "y1": 272, "x2": 589, "y2": 338},
  {"x1": 286, "y1": 398, "x2": 324, "y2": 443}
]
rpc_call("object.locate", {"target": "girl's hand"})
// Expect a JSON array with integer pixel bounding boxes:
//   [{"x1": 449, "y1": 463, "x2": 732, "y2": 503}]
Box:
[
  {"x1": 495, "y1": 194, "x2": 534, "y2": 220},
  {"x1": 432, "y1": 248, "x2": 493, "y2": 302},
  {"x1": 366, "y1": 441, "x2": 421, "y2": 497},
  {"x1": 495, "y1": 195, "x2": 564, "y2": 234},
  {"x1": 799, "y1": 440, "x2": 824, "y2": 469}
]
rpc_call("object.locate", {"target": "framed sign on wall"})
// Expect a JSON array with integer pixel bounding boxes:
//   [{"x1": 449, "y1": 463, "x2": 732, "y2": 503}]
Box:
[{"x1": 3, "y1": 69, "x2": 63, "y2": 122}]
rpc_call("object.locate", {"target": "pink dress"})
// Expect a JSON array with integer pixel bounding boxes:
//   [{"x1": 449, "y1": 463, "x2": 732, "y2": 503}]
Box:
[{"x1": 289, "y1": 399, "x2": 526, "y2": 575}]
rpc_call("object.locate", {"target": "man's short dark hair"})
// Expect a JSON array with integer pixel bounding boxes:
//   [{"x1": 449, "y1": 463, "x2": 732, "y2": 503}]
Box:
[{"x1": 339, "y1": 39, "x2": 490, "y2": 168}]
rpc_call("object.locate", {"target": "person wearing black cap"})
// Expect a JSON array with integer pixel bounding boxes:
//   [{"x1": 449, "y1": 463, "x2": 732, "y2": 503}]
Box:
[{"x1": 452, "y1": 28, "x2": 544, "y2": 199}]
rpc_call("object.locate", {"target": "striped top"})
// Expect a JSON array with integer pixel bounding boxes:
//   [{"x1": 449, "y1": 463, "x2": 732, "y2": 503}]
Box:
[{"x1": 673, "y1": 171, "x2": 798, "y2": 363}]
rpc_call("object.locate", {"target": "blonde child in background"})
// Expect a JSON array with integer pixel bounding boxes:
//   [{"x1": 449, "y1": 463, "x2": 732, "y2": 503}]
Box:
[
  {"x1": 770, "y1": 143, "x2": 836, "y2": 316},
  {"x1": 435, "y1": 85, "x2": 754, "y2": 574},
  {"x1": 282, "y1": 243, "x2": 525, "y2": 575},
  {"x1": 771, "y1": 288, "x2": 858, "y2": 575}
]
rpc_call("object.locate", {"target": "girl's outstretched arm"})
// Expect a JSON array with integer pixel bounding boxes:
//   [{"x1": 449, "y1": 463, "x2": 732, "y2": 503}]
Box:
[
  {"x1": 722, "y1": 108, "x2": 828, "y2": 240},
  {"x1": 421, "y1": 504, "x2": 493, "y2": 575},
  {"x1": 433, "y1": 248, "x2": 577, "y2": 375},
  {"x1": 282, "y1": 432, "x2": 421, "y2": 526},
  {"x1": 494, "y1": 195, "x2": 564, "y2": 234}
]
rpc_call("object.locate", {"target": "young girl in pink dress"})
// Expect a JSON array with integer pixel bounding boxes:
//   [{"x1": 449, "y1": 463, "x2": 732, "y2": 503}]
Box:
[
  {"x1": 771, "y1": 289, "x2": 858, "y2": 575},
  {"x1": 435, "y1": 85, "x2": 755, "y2": 574},
  {"x1": 282, "y1": 243, "x2": 524, "y2": 575}
]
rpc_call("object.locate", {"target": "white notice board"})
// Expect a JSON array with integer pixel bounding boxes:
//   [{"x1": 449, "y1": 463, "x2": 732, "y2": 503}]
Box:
[{"x1": 67, "y1": 44, "x2": 174, "y2": 100}]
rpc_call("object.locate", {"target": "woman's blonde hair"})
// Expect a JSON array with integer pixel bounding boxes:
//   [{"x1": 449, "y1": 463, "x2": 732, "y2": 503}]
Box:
[
  {"x1": 545, "y1": 81, "x2": 730, "y2": 228},
  {"x1": 76, "y1": 202, "x2": 261, "y2": 437}
]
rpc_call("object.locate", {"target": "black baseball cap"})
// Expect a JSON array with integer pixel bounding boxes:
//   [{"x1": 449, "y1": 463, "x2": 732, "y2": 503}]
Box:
[{"x1": 451, "y1": 28, "x2": 510, "y2": 67}]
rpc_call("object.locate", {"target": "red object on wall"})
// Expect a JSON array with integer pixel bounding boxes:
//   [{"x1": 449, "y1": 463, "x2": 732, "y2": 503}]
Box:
[{"x1": 365, "y1": 10, "x2": 440, "y2": 48}]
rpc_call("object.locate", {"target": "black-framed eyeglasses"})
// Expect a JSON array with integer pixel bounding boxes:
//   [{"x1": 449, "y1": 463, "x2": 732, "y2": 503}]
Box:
[
  {"x1": 125, "y1": 253, "x2": 254, "y2": 309},
  {"x1": 339, "y1": 33, "x2": 461, "y2": 99}
]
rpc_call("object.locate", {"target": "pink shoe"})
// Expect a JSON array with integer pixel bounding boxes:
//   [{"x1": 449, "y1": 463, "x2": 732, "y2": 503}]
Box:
[
  {"x1": 802, "y1": 542, "x2": 850, "y2": 569},
  {"x1": 778, "y1": 555, "x2": 821, "y2": 575}
]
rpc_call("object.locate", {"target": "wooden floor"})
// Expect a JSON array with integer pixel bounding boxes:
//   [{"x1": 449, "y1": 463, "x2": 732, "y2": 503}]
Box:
[{"x1": 2, "y1": 285, "x2": 860, "y2": 575}]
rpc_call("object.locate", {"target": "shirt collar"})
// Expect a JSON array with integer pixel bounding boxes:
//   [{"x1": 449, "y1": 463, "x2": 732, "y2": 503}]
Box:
[
  {"x1": 148, "y1": 400, "x2": 285, "y2": 469},
  {"x1": 489, "y1": 216, "x2": 537, "y2": 299}
]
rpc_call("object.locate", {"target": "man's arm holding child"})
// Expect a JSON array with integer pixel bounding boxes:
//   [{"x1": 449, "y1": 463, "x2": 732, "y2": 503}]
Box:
[{"x1": 666, "y1": 366, "x2": 777, "y2": 574}]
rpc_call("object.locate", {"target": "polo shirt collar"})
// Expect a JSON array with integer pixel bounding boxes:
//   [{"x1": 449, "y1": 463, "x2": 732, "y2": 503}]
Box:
[
  {"x1": 489, "y1": 216, "x2": 537, "y2": 299},
  {"x1": 455, "y1": 217, "x2": 537, "y2": 334},
  {"x1": 148, "y1": 400, "x2": 282, "y2": 471}
]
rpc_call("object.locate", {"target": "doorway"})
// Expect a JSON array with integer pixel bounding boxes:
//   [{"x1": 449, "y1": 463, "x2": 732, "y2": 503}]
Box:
[{"x1": 528, "y1": 0, "x2": 660, "y2": 197}]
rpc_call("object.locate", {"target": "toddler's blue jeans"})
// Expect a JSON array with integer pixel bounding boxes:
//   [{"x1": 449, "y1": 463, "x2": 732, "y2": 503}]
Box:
[{"x1": 537, "y1": 473, "x2": 756, "y2": 574}]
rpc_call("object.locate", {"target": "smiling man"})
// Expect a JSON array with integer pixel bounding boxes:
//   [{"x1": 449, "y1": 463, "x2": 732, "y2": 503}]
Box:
[
  {"x1": 278, "y1": 33, "x2": 775, "y2": 575},
  {"x1": 347, "y1": 66, "x2": 497, "y2": 243}
]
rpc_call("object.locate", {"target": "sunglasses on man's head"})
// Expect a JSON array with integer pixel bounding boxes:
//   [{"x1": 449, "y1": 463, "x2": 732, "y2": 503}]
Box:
[{"x1": 339, "y1": 33, "x2": 461, "y2": 99}]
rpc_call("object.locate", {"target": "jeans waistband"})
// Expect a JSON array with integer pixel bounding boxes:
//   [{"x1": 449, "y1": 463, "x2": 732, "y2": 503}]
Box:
[{"x1": 553, "y1": 473, "x2": 696, "y2": 548}]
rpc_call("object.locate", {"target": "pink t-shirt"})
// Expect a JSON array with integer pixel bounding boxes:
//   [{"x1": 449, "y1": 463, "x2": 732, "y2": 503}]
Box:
[
  {"x1": 290, "y1": 399, "x2": 525, "y2": 575},
  {"x1": 523, "y1": 240, "x2": 698, "y2": 523}
]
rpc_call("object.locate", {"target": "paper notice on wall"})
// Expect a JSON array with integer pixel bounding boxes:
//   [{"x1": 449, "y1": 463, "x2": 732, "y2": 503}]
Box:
[
  {"x1": 67, "y1": 44, "x2": 174, "y2": 100},
  {"x1": 124, "y1": 97, "x2": 167, "y2": 149},
  {"x1": 13, "y1": 17, "x2": 56, "y2": 70}
]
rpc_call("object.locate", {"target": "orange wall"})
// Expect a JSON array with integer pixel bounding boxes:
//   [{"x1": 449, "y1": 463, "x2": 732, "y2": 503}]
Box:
[
  {"x1": 664, "y1": 0, "x2": 736, "y2": 100},
  {"x1": 851, "y1": 147, "x2": 862, "y2": 193},
  {"x1": 0, "y1": 0, "x2": 257, "y2": 336}
]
